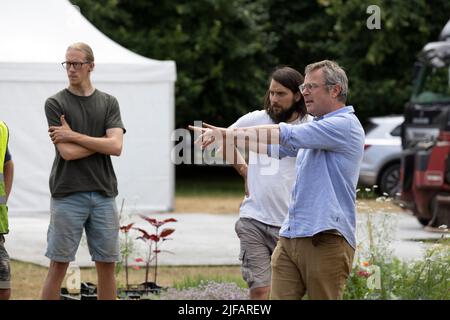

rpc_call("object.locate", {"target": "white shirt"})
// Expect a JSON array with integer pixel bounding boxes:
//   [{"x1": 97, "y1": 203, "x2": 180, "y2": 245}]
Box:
[{"x1": 230, "y1": 109, "x2": 311, "y2": 227}]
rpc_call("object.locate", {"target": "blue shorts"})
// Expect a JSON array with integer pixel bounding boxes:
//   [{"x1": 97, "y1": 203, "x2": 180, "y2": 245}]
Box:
[{"x1": 45, "y1": 192, "x2": 120, "y2": 263}]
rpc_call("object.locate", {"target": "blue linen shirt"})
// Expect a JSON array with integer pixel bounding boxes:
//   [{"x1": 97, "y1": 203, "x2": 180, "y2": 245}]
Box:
[{"x1": 268, "y1": 106, "x2": 365, "y2": 249}]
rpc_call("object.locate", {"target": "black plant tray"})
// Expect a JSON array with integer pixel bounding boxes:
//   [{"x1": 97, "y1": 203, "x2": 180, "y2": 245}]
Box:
[
  {"x1": 60, "y1": 282, "x2": 97, "y2": 300},
  {"x1": 60, "y1": 281, "x2": 164, "y2": 300}
]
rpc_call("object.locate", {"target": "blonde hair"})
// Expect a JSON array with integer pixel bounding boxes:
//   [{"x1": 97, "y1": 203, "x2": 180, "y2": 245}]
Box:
[{"x1": 67, "y1": 42, "x2": 95, "y2": 62}]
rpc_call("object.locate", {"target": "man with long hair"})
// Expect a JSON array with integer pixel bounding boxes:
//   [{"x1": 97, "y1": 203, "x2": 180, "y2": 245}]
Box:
[
  {"x1": 224, "y1": 66, "x2": 309, "y2": 299},
  {"x1": 191, "y1": 60, "x2": 364, "y2": 299}
]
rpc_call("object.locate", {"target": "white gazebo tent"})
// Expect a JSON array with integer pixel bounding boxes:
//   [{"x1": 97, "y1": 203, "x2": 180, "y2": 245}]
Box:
[{"x1": 0, "y1": 0, "x2": 177, "y2": 214}]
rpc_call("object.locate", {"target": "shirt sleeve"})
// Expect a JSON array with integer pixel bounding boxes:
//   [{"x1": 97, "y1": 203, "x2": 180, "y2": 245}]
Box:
[
  {"x1": 279, "y1": 116, "x2": 350, "y2": 152},
  {"x1": 267, "y1": 143, "x2": 298, "y2": 159},
  {"x1": 105, "y1": 97, "x2": 126, "y2": 134},
  {"x1": 45, "y1": 98, "x2": 63, "y2": 127},
  {"x1": 267, "y1": 115, "x2": 313, "y2": 159},
  {"x1": 4, "y1": 146, "x2": 11, "y2": 163}
]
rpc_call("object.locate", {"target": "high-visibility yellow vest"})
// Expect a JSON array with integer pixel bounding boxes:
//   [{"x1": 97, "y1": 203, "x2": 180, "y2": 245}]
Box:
[{"x1": 0, "y1": 121, "x2": 9, "y2": 234}]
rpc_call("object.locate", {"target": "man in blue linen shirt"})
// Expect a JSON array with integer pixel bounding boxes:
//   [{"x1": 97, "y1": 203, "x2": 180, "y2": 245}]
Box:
[
  {"x1": 269, "y1": 60, "x2": 364, "y2": 299},
  {"x1": 191, "y1": 60, "x2": 364, "y2": 299}
]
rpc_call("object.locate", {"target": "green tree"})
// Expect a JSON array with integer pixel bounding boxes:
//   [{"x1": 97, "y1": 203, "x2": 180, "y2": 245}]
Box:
[
  {"x1": 265, "y1": 0, "x2": 450, "y2": 124},
  {"x1": 72, "y1": 0, "x2": 277, "y2": 128},
  {"x1": 71, "y1": 0, "x2": 450, "y2": 127},
  {"x1": 266, "y1": 0, "x2": 336, "y2": 72},
  {"x1": 322, "y1": 0, "x2": 450, "y2": 123}
]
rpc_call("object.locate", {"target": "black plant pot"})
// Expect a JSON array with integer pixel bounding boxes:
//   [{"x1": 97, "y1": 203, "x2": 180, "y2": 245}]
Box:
[
  {"x1": 61, "y1": 281, "x2": 164, "y2": 300},
  {"x1": 60, "y1": 282, "x2": 97, "y2": 300},
  {"x1": 117, "y1": 282, "x2": 164, "y2": 300}
]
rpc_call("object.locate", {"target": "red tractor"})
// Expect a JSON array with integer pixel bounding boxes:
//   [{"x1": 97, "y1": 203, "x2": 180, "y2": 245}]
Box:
[{"x1": 400, "y1": 20, "x2": 450, "y2": 228}]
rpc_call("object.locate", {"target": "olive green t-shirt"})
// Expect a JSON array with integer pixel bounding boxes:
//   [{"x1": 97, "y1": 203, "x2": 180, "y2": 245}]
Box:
[{"x1": 45, "y1": 89, "x2": 126, "y2": 198}]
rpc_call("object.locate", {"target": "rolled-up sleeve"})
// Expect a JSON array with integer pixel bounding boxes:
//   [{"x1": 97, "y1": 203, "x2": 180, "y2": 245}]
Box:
[
  {"x1": 279, "y1": 122, "x2": 293, "y2": 146},
  {"x1": 268, "y1": 123, "x2": 299, "y2": 158},
  {"x1": 267, "y1": 143, "x2": 298, "y2": 159},
  {"x1": 267, "y1": 123, "x2": 299, "y2": 159},
  {"x1": 278, "y1": 117, "x2": 350, "y2": 152}
]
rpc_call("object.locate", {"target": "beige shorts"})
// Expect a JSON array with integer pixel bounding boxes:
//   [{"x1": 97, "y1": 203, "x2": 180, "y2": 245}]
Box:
[
  {"x1": 271, "y1": 234, "x2": 355, "y2": 300},
  {"x1": 235, "y1": 218, "x2": 280, "y2": 289}
]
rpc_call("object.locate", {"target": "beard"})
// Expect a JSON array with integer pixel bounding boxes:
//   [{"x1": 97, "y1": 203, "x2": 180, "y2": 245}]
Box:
[{"x1": 267, "y1": 102, "x2": 298, "y2": 123}]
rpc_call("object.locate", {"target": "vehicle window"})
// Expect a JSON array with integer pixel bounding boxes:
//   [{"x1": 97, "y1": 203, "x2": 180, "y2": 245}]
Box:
[
  {"x1": 412, "y1": 65, "x2": 450, "y2": 103},
  {"x1": 364, "y1": 122, "x2": 377, "y2": 134},
  {"x1": 390, "y1": 124, "x2": 402, "y2": 137}
]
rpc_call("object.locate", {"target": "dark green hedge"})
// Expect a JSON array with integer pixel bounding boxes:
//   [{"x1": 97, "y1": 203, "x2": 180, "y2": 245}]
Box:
[{"x1": 71, "y1": 0, "x2": 450, "y2": 127}]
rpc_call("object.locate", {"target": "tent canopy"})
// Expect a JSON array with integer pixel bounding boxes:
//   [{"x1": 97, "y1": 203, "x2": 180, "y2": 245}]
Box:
[
  {"x1": 0, "y1": 0, "x2": 175, "y2": 82},
  {"x1": 0, "y1": 0, "x2": 177, "y2": 214}
]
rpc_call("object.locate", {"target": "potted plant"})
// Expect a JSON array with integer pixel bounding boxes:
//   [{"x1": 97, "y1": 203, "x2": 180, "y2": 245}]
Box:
[
  {"x1": 119, "y1": 222, "x2": 135, "y2": 290},
  {"x1": 117, "y1": 216, "x2": 177, "y2": 299},
  {"x1": 60, "y1": 214, "x2": 177, "y2": 300}
]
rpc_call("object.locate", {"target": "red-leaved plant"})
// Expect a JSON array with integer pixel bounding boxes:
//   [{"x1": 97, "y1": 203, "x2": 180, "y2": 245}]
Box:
[
  {"x1": 119, "y1": 223, "x2": 135, "y2": 289},
  {"x1": 134, "y1": 216, "x2": 177, "y2": 287}
]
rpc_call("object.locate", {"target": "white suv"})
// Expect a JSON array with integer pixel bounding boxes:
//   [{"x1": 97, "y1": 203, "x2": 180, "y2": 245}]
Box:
[{"x1": 359, "y1": 116, "x2": 404, "y2": 197}]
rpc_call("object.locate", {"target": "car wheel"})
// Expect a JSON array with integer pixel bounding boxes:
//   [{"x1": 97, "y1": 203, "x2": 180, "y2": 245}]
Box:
[
  {"x1": 429, "y1": 194, "x2": 450, "y2": 228},
  {"x1": 417, "y1": 217, "x2": 431, "y2": 226},
  {"x1": 379, "y1": 163, "x2": 400, "y2": 197}
]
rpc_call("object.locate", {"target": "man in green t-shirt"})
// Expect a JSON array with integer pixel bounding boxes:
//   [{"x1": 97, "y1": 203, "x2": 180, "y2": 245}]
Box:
[{"x1": 41, "y1": 42, "x2": 125, "y2": 300}]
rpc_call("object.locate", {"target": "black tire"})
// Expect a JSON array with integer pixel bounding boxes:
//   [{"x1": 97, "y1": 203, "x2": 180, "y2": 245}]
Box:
[
  {"x1": 379, "y1": 163, "x2": 401, "y2": 197},
  {"x1": 429, "y1": 195, "x2": 450, "y2": 228},
  {"x1": 417, "y1": 217, "x2": 431, "y2": 226}
]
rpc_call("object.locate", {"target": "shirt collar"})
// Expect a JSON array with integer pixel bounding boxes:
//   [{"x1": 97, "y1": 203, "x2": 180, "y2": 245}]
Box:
[{"x1": 314, "y1": 105, "x2": 355, "y2": 121}]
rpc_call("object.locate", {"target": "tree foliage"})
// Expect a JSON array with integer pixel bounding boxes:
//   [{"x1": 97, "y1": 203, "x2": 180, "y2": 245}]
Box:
[
  {"x1": 72, "y1": 0, "x2": 276, "y2": 128},
  {"x1": 322, "y1": 0, "x2": 450, "y2": 121},
  {"x1": 71, "y1": 0, "x2": 450, "y2": 126}
]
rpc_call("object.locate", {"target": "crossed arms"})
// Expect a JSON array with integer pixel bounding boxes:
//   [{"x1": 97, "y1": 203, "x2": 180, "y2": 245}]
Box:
[{"x1": 48, "y1": 115, "x2": 123, "y2": 161}]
